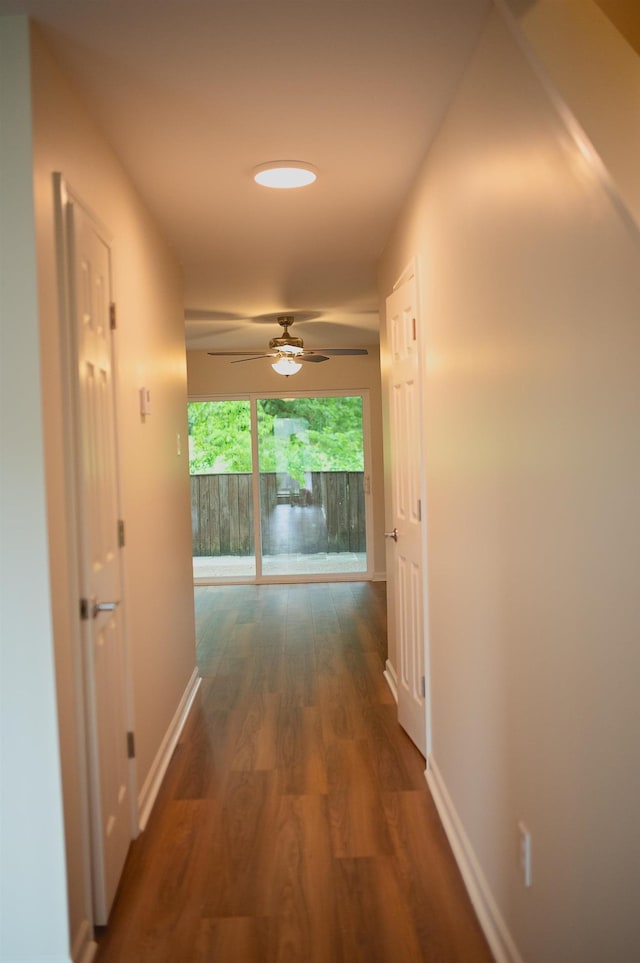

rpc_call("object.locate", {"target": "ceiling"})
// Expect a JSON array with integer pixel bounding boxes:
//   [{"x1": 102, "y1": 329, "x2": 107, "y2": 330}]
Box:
[{"x1": 1, "y1": 0, "x2": 489, "y2": 350}]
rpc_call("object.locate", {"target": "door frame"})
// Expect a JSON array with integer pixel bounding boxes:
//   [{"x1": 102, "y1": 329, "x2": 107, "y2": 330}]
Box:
[
  {"x1": 53, "y1": 174, "x2": 137, "y2": 938},
  {"x1": 188, "y1": 388, "x2": 375, "y2": 584},
  {"x1": 385, "y1": 257, "x2": 432, "y2": 762}
]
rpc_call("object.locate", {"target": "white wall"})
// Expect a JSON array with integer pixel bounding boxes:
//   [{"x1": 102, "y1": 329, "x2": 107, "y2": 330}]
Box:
[
  {"x1": 516, "y1": 0, "x2": 640, "y2": 225},
  {"x1": 0, "y1": 20, "x2": 197, "y2": 960},
  {"x1": 0, "y1": 17, "x2": 71, "y2": 963},
  {"x1": 187, "y1": 348, "x2": 387, "y2": 578},
  {"x1": 379, "y1": 5, "x2": 640, "y2": 961}
]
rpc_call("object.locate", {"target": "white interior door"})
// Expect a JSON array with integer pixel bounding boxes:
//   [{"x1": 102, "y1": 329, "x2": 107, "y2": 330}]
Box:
[
  {"x1": 386, "y1": 269, "x2": 429, "y2": 756},
  {"x1": 67, "y1": 194, "x2": 131, "y2": 924}
]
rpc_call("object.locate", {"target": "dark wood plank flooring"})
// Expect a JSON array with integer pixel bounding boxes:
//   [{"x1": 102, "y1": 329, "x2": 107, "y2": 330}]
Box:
[{"x1": 96, "y1": 582, "x2": 493, "y2": 962}]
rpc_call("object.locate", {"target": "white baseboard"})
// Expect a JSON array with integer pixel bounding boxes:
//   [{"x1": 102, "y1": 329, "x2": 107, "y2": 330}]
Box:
[
  {"x1": 137, "y1": 667, "x2": 201, "y2": 831},
  {"x1": 383, "y1": 658, "x2": 398, "y2": 702},
  {"x1": 425, "y1": 755, "x2": 524, "y2": 963},
  {"x1": 71, "y1": 919, "x2": 97, "y2": 963}
]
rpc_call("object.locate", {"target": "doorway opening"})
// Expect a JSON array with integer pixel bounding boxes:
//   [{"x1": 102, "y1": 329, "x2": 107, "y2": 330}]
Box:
[{"x1": 189, "y1": 391, "x2": 372, "y2": 582}]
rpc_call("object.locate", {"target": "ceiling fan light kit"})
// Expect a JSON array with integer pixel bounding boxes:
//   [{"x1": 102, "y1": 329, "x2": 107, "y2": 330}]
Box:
[
  {"x1": 271, "y1": 356, "x2": 303, "y2": 376},
  {"x1": 208, "y1": 315, "x2": 368, "y2": 376},
  {"x1": 253, "y1": 161, "x2": 317, "y2": 189}
]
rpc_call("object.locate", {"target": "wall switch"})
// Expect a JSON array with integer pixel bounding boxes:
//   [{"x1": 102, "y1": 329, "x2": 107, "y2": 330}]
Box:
[
  {"x1": 139, "y1": 386, "x2": 151, "y2": 416},
  {"x1": 518, "y1": 821, "x2": 532, "y2": 887}
]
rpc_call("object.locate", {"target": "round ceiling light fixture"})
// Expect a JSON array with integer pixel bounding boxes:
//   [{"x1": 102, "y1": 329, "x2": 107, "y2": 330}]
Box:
[
  {"x1": 254, "y1": 161, "x2": 317, "y2": 189},
  {"x1": 272, "y1": 355, "x2": 303, "y2": 376}
]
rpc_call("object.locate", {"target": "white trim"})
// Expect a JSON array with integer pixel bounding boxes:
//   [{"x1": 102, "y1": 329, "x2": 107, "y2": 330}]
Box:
[
  {"x1": 71, "y1": 919, "x2": 98, "y2": 963},
  {"x1": 425, "y1": 755, "x2": 525, "y2": 963},
  {"x1": 9, "y1": 958, "x2": 73, "y2": 963},
  {"x1": 383, "y1": 658, "x2": 398, "y2": 703},
  {"x1": 194, "y1": 572, "x2": 371, "y2": 587},
  {"x1": 392, "y1": 256, "x2": 417, "y2": 291},
  {"x1": 372, "y1": 570, "x2": 386, "y2": 582},
  {"x1": 137, "y1": 668, "x2": 201, "y2": 831},
  {"x1": 361, "y1": 389, "x2": 375, "y2": 582}
]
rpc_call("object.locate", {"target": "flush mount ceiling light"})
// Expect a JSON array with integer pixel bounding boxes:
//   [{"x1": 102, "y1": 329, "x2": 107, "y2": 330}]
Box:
[{"x1": 254, "y1": 161, "x2": 317, "y2": 189}]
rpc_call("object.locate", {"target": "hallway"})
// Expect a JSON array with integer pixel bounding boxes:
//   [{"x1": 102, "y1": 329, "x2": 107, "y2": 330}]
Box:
[{"x1": 96, "y1": 583, "x2": 492, "y2": 962}]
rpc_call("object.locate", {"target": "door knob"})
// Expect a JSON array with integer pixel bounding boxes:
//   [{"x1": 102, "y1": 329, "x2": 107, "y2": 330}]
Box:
[
  {"x1": 384, "y1": 528, "x2": 398, "y2": 542},
  {"x1": 93, "y1": 600, "x2": 120, "y2": 618}
]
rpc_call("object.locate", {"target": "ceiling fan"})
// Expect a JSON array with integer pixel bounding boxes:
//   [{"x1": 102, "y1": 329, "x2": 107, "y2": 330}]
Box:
[{"x1": 207, "y1": 315, "x2": 368, "y2": 375}]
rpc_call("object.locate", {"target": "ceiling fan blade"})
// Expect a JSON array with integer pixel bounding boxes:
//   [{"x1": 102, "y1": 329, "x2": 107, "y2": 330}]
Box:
[
  {"x1": 313, "y1": 347, "x2": 369, "y2": 356},
  {"x1": 230, "y1": 354, "x2": 275, "y2": 364},
  {"x1": 207, "y1": 350, "x2": 265, "y2": 356},
  {"x1": 299, "y1": 354, "x2": 329, "y2": 363}
]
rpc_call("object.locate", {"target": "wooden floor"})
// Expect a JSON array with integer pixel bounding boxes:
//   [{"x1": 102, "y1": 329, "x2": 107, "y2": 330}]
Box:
[{"x1": 96, "y1": 582, "x2": 493, "y2": 963}]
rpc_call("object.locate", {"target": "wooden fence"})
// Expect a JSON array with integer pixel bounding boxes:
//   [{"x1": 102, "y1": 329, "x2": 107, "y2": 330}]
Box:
[
  {"x1": 191, "y1": 471, "x2": 365, "y2": 556},
  {"x1": 191, "y1": 473, "x2": 254, "y2": 557},
  {"x1": 310, "y1": 471, "x2": 366, "y2": 553}
]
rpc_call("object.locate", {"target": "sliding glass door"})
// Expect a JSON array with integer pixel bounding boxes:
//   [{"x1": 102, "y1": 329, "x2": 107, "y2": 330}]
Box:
[
  {"x1": 189, "y1": 392, "x2": 369, "y2": 582},
  {"x1": 189, "y1": 399, "x2": 256, "y2": 579}
]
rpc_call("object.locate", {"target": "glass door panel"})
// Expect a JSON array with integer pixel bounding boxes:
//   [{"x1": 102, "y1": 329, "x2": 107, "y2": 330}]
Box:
[
  {"x1": 188, "y1": 400, "x2": 256, "y2": 580},
  {"x1": 257, "y1": 396, "x2": 367, "y2": 577}
]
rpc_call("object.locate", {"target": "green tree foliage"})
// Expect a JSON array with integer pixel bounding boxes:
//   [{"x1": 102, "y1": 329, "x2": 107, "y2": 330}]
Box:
[
  {"x1": 188, "y1": 400, "x2": 252, "y2": 473},
  {"x1": 189, "y1": 397, "x2": 364, "y2": 484}
]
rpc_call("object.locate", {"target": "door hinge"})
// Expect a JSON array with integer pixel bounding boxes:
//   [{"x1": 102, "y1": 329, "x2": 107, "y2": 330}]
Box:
[
  {"x1": 110, "y1": 302, "x2": 117, "y2": 330},
  {"x1": 412, "y1": 316, "x2": 417, "y2": 341},
  {"x1": 80, "y1": 597, "x2": 91, "y2": 621},
  {"x1": 127, "y1": 731, "x2": 136, "y2": 759},
  {"x1": 420, "y1": 675, "x2": 426, "y2": 698},
  {"x1": 118, "y1": 519, "x2": 125, "y2": 548},
  {"x1": 417, "y1": 498, "x2": 422, "y2": 521}
]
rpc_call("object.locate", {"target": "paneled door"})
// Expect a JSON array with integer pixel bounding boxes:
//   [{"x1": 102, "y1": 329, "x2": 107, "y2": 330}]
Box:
[
  {"x1": 65, "y1": 185, "x2": 131, "y2": 924},
  {"x1": 386, "y1": 267, "x2": 429, "y2": 756}
]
